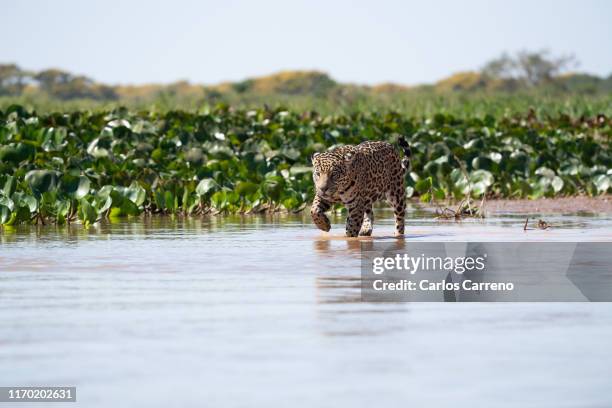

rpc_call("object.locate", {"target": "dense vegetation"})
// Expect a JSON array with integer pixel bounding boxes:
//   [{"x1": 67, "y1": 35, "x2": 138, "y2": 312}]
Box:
[{"x1": 0, "y1": 104, "x2": 609, "y2": 227}]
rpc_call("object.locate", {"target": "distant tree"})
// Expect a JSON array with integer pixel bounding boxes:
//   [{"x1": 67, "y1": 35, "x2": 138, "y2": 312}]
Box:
[
  {"x1": 232, "y1": 79, "x2": 254, "y2": 94},
  {"x1": 35, "y1": 68, "x2": 73, "y2": 94},
  {"x1": 481, "y1": 53, "x2": 515, "y2": 80},
  {"x1": 516, "y1": 50, "x2": 577, "y2": 86},
  {"x1": 94, "y1": 84, "x2": 119, "y2": 100},
  {"x1": 481, "y1": 50, "x2": 577, "y2": 87},
  {"x1": 34, "y1": 69, "x2": 117, "y2": 100},
  {"x1": 0, "y1": 64, "x2": 30, "y2": 96}
]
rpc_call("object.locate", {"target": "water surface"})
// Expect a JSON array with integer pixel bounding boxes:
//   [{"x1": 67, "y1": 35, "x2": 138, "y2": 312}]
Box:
[{"x1": 1, "y1": 209, "x2": 611, "y2": 407}]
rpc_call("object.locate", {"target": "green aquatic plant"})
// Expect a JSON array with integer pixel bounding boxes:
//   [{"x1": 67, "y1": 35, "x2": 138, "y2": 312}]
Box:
[{"x1": 0, "y1": 104, "x2": 610, "y2": 226}]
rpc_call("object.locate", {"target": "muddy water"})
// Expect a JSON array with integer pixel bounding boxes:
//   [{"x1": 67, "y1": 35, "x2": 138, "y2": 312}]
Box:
[{"x1": 1, "y1": 209, "x2": 611, "y2": 407}]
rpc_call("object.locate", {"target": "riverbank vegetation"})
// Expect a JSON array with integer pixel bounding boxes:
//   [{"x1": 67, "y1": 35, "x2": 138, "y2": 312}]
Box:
[{"x1": 0, "y1": 104, "x2": 609, "y2": 226}]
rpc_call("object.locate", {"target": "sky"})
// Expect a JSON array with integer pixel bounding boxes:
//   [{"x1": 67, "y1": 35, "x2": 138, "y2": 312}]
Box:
[{"x1": 2, "y1": 0, "x2": 611, "y2": 86}]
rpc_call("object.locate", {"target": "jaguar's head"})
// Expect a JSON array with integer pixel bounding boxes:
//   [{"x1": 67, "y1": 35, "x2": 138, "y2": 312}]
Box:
[{"x1": 311, "y1": 150, "x2": 355, "y2": 198}]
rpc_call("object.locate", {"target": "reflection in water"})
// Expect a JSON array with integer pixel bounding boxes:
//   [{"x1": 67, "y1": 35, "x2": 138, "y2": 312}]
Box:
[{"x1": 313, "y1": 236, "x2": 415, "y2": 306}]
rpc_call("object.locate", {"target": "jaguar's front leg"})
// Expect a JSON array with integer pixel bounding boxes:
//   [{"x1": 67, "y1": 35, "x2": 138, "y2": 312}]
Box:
[
  {"x1": 345, "y1": 201, "x2": 365, "y2": 237},
  {"x1": 311, "y1": 194, "x2": 332, "y2": 232},
  {"x1": 359, "y1": 203, "x2": 374, "y2": 236}
]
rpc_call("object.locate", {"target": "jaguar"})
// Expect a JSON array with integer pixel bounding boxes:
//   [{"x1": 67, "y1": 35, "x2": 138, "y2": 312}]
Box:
[{"x1": 310, "y1": 137, "x2": 411, "y2": 237}]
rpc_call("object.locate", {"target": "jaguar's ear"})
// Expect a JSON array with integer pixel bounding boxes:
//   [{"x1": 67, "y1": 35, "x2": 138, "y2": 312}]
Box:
[{"x1": 311, "y1": 152, "x2": 320, "y2": 163}]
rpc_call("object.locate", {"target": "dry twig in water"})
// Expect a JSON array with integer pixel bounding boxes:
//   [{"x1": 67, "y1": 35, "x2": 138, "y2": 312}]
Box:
[
  {"x1": 523, "y1": 218, "x2": 552, "y2": 231},
  {"x1": 435, "y1": 197, "x2": 486, "y2": 220}
]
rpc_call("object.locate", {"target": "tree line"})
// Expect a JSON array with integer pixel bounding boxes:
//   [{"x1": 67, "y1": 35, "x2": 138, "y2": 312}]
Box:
[{"x1": 1, "y1": 50, "x2": 611, "y2": 102}]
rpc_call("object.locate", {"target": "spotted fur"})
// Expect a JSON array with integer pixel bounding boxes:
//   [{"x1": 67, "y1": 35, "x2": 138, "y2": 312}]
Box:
[{"x1": 311, "y1": 138, "x2": 411, "y2": 237}]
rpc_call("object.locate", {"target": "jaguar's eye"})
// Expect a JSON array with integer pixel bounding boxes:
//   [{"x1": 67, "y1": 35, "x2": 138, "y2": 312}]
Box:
[{"x1": 313, "y1": 171, "x2": 320, "y2": 178}]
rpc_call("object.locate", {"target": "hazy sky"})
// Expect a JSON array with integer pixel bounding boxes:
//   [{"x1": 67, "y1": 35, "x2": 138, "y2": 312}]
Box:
[{"x1": 2, "y1": 0, "x2": 611, "y2": 85}]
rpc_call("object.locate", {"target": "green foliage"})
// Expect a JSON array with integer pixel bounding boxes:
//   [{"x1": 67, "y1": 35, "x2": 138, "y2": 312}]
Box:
[{"x1": 0, "y1": 105, "x2": 610, "y2": 226}]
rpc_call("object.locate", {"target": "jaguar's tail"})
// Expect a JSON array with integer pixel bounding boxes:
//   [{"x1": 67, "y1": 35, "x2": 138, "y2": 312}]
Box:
[{"x1": 398, "y1": 136, "x2": 411, "y2": 171}]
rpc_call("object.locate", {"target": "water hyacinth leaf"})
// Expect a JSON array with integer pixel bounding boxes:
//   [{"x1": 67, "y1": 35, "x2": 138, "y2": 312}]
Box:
[
  {"x1": 184, "y1": 147, "x2": 203, "y2": 165},
  {"x1": 151, "y1": 148, "x2": 164, "y2": 162},
  {"x1": 87, "y1": 137, "x2": 111, "y2": 158},
  {"x1": 109, "y1": 189, "x2": 125, "y2": 207},
  {"x1": 551, "y1": 176, "x2": 564, "y2": 193},
  {"x1": 132, "y1": 158, "x2": 146, "y2": 167},
  {"x1": 206, "y1": 144, "x2": 233, "y2": 159},
  {"x1": 56, "y1": 213, "x2": 66, "y2": 225},
  {"x1": 57, "y1": 200, "x2": 71, "y2": 218},
  {"x1": 508, "y1": 151, "x2": 529, "y2": 173},
  {"x1": 61, "y1": 175, "x2": 91, "y2": 199},
  {"x1": 164, "y1": 191, "x2": 177, "y2": 211},
  {"x1": 41, "y1": 127, "x2": 67, "y2": 152},
  {"x1": 414, "y1": 177, "x2": 432, "y2": 194},
  {"x1": 424, "y1": 155, "x2": 450, "y2": 176},
  {"x1": 3, "y1": 175, "x2": 16, "y2": 197},
  {"x1": 472, "y1": 156, "x2": 494, "y2": 171},
  {"x1": 289, "y1": 165, "x2": 312, "y2": 175},
  {"x1": 449, "y1": 168, "x2": 470, "y2": 195},
  {"x1": 107, "y1": 119, "x2": 131, "y2": 129},
  {"x1": 469, "y1": 170, "x2": 494, "y2": 187},
  {"x1": 262, "y1": 176, "x2": 285, "y2": 201},
  {"x1": 535, "y1": 167, "x2": 556, "y2": 179},
  {"x1": 560, "y1": 162, "x2": 580, "y2": 176},
  {"x1": 469, "y1": 170, "x2": 494, "y2": 197},
  {"x1": 226, "y1": 191, "x2": 240, "y2": 205},
  {"x1": 433, "y1": 188, "x2": 446, "y2": 200},
  {"x1": 22, "y1": 195, "x2": 38, "y2": 212},
  {"x1": 78, "y1": 198, "x2": 98, "y2": 226},
  {"x1": 280, "y1": 147, "x2": 300, "y2": 161},
  {"x1": 97, "y1": 185, "x2": 114, "y2": 201},
  {"x1": 0, "y1": 143, "x2": 34, "y2": 163},
  {"x1": 122, "y1": 199, "x2": 141, "y2": 216},
  {"x1": 282, "y1": 196, "x2": 300, "y2": 210},
  {"x1": 593, "y1": 174, "x2": 610, "y2": 193},
  {"x1": 196, "y1": 178, "x2": 217, "y2": 196},
  {"x1": 488, "y1": 152, "x2": 503, "y2": 163},
  {"x1": 463, "y1": 138, "x2": 483, "y2": 150},
  {"x1": 471, "y1": 182, "x2": 488, "y2": 197},
  {"x1": 10, "y1": 191, "x2": 38, "y2": 213},
  {"x1": 98, "y1": 196, "x2": 113, "y2": 214},
  {"x1": 126, "y1": 182, "x2": 146, "y2": 206},
  {"x1": 0, "y1": 206, "x2": 13, "y2": 225},
  {"x1": 211, "y1": 191, "x2": 226, "y2": 209},
  {"x1": 12, "y1": 205, "x2": 32, "y2": 224},
  {"x1": 280, "y1": 169, "x2": 290, "y2": 180},
  {"x1": 235, "y1": 181, "x2": 259, "y2": 196},
  {"x1": 420, "y1": 191, "x2": 431, "y2": 203},
  {"x1": 0, "y1": 195, "x2": 14, "y2": 212},
  {"x1": 181, "y1": 188, "x2": 191, "y2": 210},
  {"x1": 25, "y1": 170, "x2": 60, "y2": 196},
  {"x1": 154, "y1": 190, "x2": 165, "y2": 210},
  {"x1": 450, "y1": 168, "x2": 465, "y2": 184},
  {"x1": 109, "y1": 199, "x2": 139, "y2": 217}
]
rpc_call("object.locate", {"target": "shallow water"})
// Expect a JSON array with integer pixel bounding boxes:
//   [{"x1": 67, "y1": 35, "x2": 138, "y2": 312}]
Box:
[{"x1": 1, "y1": 208, "x2": 611, "y2": 407}]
